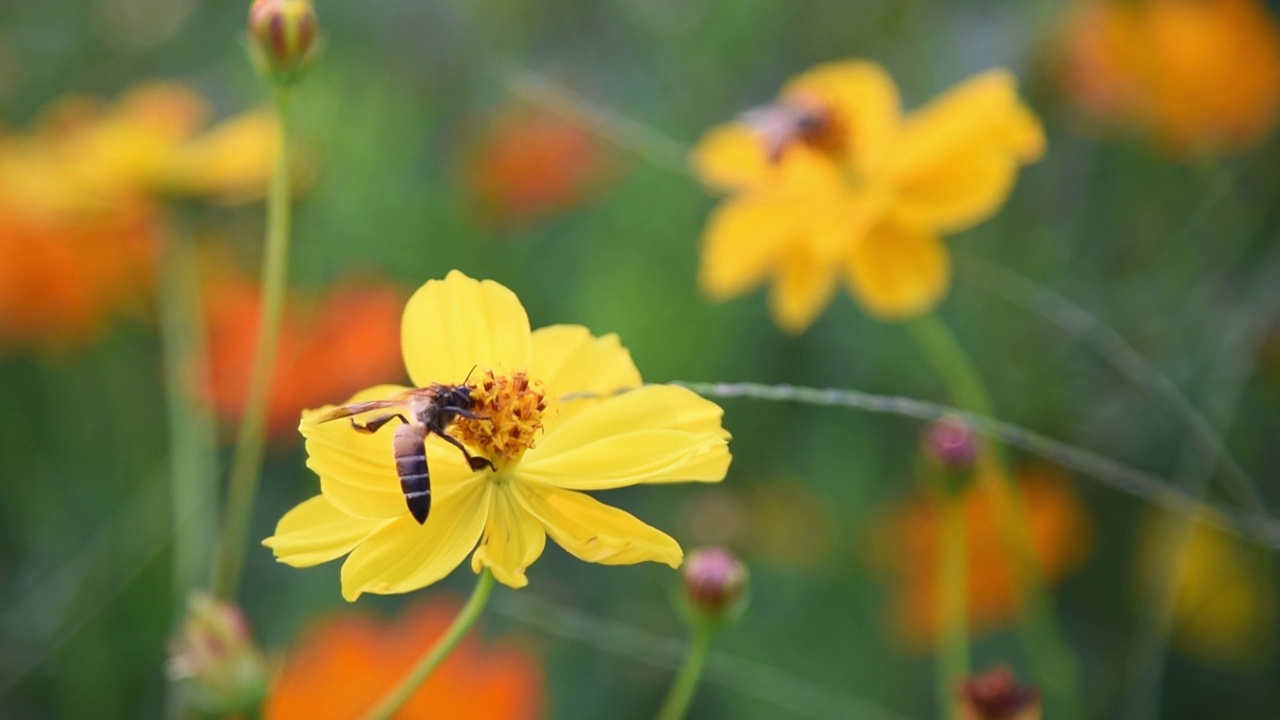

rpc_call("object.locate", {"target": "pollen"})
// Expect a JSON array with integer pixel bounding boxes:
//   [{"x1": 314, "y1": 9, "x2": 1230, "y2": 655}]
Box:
[{"x1": 454, "y1": 369, "x2": 547, "y2": 465}]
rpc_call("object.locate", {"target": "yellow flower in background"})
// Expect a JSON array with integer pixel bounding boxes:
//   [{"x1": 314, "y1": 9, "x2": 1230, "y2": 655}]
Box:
[
  {"x1": 692, "y1": 60, "x2": 1044, "y2": 332},
  {"x1": 1058, "y1": 0, "x2": 1280, "y2": 156},
  {"x1": 866, "y1": 466, "x2": 1090, "y2": 650},
  {"x1": 1136, "y1": 512, "x2": 1276, "y2": 665},
  {"x1": 42, "y1": 82, "x2": 280, "y2": 203},
  {"x1": 265, "y1": 271, "x2": 731, "y2": 600}
]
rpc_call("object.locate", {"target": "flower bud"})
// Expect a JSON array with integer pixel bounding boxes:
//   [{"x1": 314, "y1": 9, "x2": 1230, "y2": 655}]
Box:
[
  {"x1": 167, "y1": 592, "x2": 267, "y2": 715},
  {"x1": 958, "y1": 666, "x2": 1041, "y2": 720},
  {"x1": 248, "y1": 0, "x2": 318, "y2": 80},
  {"x1": 682, "y1": 546, "x2": 749, "y2": 621},
  {"x1": 925, "y1": 415, "x2": 978, "y2": 470}
]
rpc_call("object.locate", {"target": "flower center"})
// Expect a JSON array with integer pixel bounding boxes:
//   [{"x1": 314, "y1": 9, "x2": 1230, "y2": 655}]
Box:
[{"x1": 454, "y1": 369, "x2": 547, "y2": 466}]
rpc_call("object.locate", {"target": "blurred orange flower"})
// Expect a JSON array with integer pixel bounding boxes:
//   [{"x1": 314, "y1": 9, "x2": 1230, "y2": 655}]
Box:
[
  {"x1": 692, "y1": 60, "x2": 1043, "y2": 331},
  {"x1": 0, "y1": 123, "x2": 160, "y2": 350},
  {"x1": 466, "y1": 107, "x2": 610, "y2": 228},
  {"x1": 201, "y1": 269, "x2": 406, "y2": 440},
  {"x1": 265, "y1": 596, "x2": 545, "y2": 720},
  {"x1": 867, "y1": 466, "x2": 1091, "y2": 650},
  {"x1": 0, "y1": 200, "x2": 158, "y2": 351},
  {"x1": 1057, "y1": 0, "x2": 1280, "y2": 155},
  {"x1": 1135, "y1": 511, "x2": 1276, "y2": 665}
]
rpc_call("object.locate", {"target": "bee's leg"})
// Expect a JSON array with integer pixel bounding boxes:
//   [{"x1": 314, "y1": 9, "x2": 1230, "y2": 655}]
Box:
[
  {"x1": 351, "y1": 413, "x2": 408, "y2": 434},
  {"x1": 445, "y1": 406, "x2": 491, "y2": 422},
  {"x1": 438, "y1": 431, "x2": 496, "y2": 471}
]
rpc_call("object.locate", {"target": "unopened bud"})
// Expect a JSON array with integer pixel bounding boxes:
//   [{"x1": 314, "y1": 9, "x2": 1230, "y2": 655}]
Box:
[
  {"x1": 167, "y1": 592, "x2": 267, "y2": 715},
  {"x1": 958, "y1": 666, "x2": 1041, "y2": 720},
  {"x1": 248, "y1": 0, "x2": 318, "y2": 81},
  {"x1": 925, "y1": 415, "x2": 978, "y2": 470},
  {"x1": 683, "y1": 546, "x2": 749, "y2": 621}
]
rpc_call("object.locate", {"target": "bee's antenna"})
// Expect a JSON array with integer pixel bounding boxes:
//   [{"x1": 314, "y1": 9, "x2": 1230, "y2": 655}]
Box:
[{"x1": 463, "y1": 364, "x2": 478, "y2": 384}]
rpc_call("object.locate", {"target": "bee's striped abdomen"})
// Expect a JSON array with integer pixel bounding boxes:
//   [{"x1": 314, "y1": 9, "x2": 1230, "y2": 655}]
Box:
[{"x1": 393, "y1": 423, "x2": 431, "y2": 524}]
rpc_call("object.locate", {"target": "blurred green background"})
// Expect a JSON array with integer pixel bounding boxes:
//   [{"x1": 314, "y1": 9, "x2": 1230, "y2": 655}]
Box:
[{"x1": 2, "y1": 0, "x2": 1280, "y2": 718}]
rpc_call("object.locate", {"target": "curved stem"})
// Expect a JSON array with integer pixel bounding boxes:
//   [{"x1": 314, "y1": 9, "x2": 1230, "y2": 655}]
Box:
[
  {"x1": 655, "y1": 619, "x2": 714, "y2": 720},
  {"x1": 936, "y1": 488, "x2": 968, "y2": 720},
  {"x1": 211, "y1": 86, "x2": 294, "y2": 598},
  {"x1": 361, "y1": 570, "x2": 497, "y2": 720},
  {"x1": 906, "y1": 313, "x2": 1084, "y2": 720}
]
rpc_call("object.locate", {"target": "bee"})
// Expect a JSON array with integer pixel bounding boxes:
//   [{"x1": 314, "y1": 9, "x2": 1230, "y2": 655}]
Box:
[
  {"x1": 740, "y1": 100, "x2": 831, "y2": 163},
  {"x1": 315, "y1": 383, "x2": 494, "y2": 524}
]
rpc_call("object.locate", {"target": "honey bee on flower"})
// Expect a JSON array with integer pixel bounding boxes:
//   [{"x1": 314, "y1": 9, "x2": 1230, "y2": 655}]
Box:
[
  {"x1": 265, "y1": 271, "x2": 732, "y2": 599},
  {"x1": 692, "y1": 61, "x2": 1045, "y2": 332}
]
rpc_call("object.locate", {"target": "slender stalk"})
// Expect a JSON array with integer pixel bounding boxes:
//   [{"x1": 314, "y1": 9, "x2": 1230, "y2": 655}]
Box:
[
  {"x1": 936, "y1": 488, "x2": 968, "y2": 720},
  {"x1": 361, "y1": 571, "x2": 497, "y2": 720},
  {"x1": 158, "y1": 210, "x2": 219, "y2": 610},
  {"x1": 211, "y1": 87, "x2": 294, "y2": 598},
  {"x1": 655, "y1": 619, "x2": 714, "y2": 720},
  {"x1": 906, "y1": 313, "x2": 1084, "y2": 720}
]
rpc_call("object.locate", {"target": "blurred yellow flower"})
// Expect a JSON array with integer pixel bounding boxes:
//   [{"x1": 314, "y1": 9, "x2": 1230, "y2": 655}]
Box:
[
  {"x1": 265, "y1": 271, "x2": 731, "y2": 600},
  {"x1": 45, "y1": 82, "x2": 281, "y2": 203},
  {"x1": 692, "y1": 60, "x2": 1044, "y2": 331},
  {"x1": 0, "y1": 82, "x2": 280, "y2": 352},
  {"x1": 866, "y1": 466, "x2": 1090, "y2": 650},
  {"x1": 1057, "y1": 0, "x2": 1280, "y2": 155},
  {"x1": 1136, "y1": 511, "x2": 1276, "y2": 665}
]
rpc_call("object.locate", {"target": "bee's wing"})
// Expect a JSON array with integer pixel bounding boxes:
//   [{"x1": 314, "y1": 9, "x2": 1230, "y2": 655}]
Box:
[{"x1": 313, "y1": 399, "x2": 403, "y2": 423}]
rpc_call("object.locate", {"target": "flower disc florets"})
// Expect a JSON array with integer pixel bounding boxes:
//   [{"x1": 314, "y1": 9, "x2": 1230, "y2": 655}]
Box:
[{"x1": 454, "y1": 369, "x2": 546, "y2": 466}]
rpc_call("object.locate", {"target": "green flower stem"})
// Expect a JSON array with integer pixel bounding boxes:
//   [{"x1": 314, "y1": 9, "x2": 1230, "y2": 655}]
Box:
[
  {"x1": 906, "y1": 313, "x2": 1084, "y2": 720},
  {"x1": 655, "y1": 618, "x2": 715, "y2": 720},
  {"x1": 157, "y1": 211, "x2": 219, "y2": 609},
  {"x1": 211, "y1": 86, "x2": 294, "y2": 599},
  {"x1": 937, "y1": 487, "x2": 968, "y2": 720},
  {"x1": 361, "y1": 570, "x2": 497, "y2": 720}
]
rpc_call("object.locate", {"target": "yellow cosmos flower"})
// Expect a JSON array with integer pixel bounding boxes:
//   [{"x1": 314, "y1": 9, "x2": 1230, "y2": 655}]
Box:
[
  {"x1": 692, "y1": 61, "x2": 1045, "y2": 331},
  {"x1": 264, "y1": 271, "x2": 731, "y2": 599}
]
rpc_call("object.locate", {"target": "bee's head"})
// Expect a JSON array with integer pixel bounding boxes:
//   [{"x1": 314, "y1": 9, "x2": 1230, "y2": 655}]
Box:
[{"x1": 445, "y1": 385, "x2": 474, "y2": 411}]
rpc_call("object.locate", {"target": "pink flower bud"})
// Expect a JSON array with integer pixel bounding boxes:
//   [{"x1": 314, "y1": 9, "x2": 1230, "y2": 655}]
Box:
[
  {"x1": 925, "y1": 415, "x2": 978, "y2": 470},
  {"x1": 683, "y1": 546, "x2": 748, "y2": 619},
  {"x1": 167, "y1": 593, "x2": 267, "y2": 715},
  {"x1": 248, "y1": 0, "x2": 318, "y2": 78},
  {"x1": 958, "y1": 666, "x2": 1041, "y2": 720}
]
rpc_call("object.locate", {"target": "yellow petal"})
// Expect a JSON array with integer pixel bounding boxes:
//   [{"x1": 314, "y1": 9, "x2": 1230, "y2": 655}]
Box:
[
  {"x1": 520, "y1": 384, "x2": 730, "y2": 490},
  {"x1": 698, "y1": 197, "x2": 800, "y2": 301},
  {"x1": 530, "y1": 324, "x2": 643, "y2": 432},
  {"x1": 519, "y1": 429, "x2": 727, "y2": 490},
  {"x1": 339, "y1": 477, "x2": 491, "y2": 601},
  {"x1": 470, "y1": 487, "x2": 547, "y2": 588},
  {"x1": 263, "y1": 495, "x2": 385, "y2": 567},
  {"x1": 890, "y1": 69, "x2": 1044, "y2": 183},
  {"x1": 531, "y1": 325, "x2": 642, "y2": 397},
  {"x1": 893, "y1": 147, "x2": 1019, "y2": 232},
  {"x1": 514, "y1": 484, "x2": 682, "y2": 568},
  {"x1": 782, "y1": 60, "x2": 902, "y2": 174},
  {"x1": 163, "y1": 109, "x2": 280, "y2": 203},
  {"x1": 401, "y1": 271, "x2": 533, "y2": 388},
  {"x1": 690, "y1": 123, "x2": 772, "y2": 193},
  {"x1": 768, "y1": 248, "x2": 839, "y2": 334},
  {"x1": 301, "y1": 385, "x2": 410, "y2": 520},
  {"x1": 843, "y1": 221, "x2": 951, "y2": 321},
  {"x1": 302, "y1": 384, "x2": 479, "y2": 520}
]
